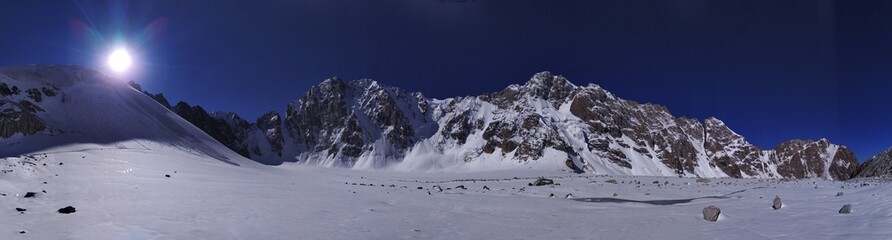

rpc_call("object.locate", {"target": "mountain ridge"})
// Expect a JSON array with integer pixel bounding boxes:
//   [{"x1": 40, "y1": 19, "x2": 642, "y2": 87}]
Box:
[{"x1": 134, "y1": 69, "x2": 861, "y2": 179}]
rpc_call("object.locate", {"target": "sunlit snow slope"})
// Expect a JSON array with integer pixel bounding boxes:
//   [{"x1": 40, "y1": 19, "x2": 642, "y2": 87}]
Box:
[{"x1": 0, "y1": 65, "x2": 254, "y2": 166}]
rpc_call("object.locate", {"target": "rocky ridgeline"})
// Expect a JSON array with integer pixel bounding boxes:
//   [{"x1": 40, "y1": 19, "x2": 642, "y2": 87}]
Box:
[
  {"x1": 0, "y1": 65, "x2": 867, "y2": 179},
  {"x1": 857, "y1": 148, "x2": 892, "y2": 178},
  {"x1": 129, "y1": 71, "x2": 866, "y2": 179}
]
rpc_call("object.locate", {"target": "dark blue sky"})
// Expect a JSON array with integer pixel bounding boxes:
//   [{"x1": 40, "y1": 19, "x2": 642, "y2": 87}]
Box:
[{"x1": 0, "y1": 1, "x2": 889, "y2": 161}]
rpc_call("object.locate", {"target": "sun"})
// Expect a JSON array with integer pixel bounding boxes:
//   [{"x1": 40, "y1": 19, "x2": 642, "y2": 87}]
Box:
[{"x1": 107, "y1": 48, "x2": 133, "y2": 73}]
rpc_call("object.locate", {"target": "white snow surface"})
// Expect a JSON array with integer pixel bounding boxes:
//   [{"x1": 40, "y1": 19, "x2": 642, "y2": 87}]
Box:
[
  {"x1": 0, "y1": 65, "x2": 888, "y2": 239},
  {"x1": 1, "y1": 148, "x2": 890, "y2": 239}
]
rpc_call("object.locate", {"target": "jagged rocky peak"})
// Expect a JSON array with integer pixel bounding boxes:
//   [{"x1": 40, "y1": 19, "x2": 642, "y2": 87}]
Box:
[
  {"x1": 772, "y1": 138, "x2": 859, "y2": 180},
  {"x1": 282, "y1": 77, "x2": 435, "y2": 166},
  {"x1": 858, "y1": 147, "x2": 892, "y2": 178},
  {"x1": 313, "y1": 77, "x2": 348, "y2": 98},
  {"x1": 147, "y1": 92, "x2": 172, "y2": 109},
  {"x1": 488, "y1": 71, "x2": 578, "y2": 108},
  {"x1": 253, "y1": 111, "x2": 283, "y2": 158},
  {"x1": 523, "y1": 71, "x2": 576, "y2": 99},
  {"x1": 212, "y1": 111, "x2": 249, "y2": 129}
]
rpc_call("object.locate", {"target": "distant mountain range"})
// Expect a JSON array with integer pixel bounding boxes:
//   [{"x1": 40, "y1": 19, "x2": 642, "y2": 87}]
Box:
[
  {"x1": 3, "y1": 65, "x2": 889, "y2": 179},
  {"x1": 137, "y1": 70, "x2": 873, "y2": 179}
]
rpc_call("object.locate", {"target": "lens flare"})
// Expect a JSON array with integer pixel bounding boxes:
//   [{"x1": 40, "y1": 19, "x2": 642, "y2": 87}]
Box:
[{"x1": 107, "y1": 48, "x2": 132, "y2": 72}]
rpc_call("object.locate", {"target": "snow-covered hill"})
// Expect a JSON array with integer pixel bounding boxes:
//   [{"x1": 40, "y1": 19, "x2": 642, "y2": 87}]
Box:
[
  {"x1": 154, "y1": 71, "x2": 858, "y2": 179},
  {"x1": 0, "y1": 65, "x2": 255, "y2": 166}
]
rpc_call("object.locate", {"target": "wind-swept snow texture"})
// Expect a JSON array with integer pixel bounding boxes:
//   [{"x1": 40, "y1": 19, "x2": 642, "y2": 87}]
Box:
[{"x1": 1, "y1": 149, "x2": 890, "y2": 239}]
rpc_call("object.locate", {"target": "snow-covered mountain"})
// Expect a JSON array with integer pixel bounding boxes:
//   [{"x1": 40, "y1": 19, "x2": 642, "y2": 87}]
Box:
[
  {"x1": 857, "y1": 148, "x2": 892, "y2": 178},
  {"x1": 145, "y1": 71, "x2": 859, "y2": 179},
  {"x1": 0, "y1": 65, "x2": 254, "y2": 166}
]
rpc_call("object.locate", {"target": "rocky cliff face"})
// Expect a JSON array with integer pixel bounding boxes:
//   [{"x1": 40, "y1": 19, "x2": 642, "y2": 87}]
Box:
[
  {"x1": 857, "y1": 148, "x2": 892, "y2": 178},
  {"x1": 0, "y1": 70, "x2": 60, "y2": 138},
  {"x1": 142, "y1": 71, "x2": 859, "y2": 179},
  {"x1": 281, "y1": 78, "x2": 436, "y2": 167}
]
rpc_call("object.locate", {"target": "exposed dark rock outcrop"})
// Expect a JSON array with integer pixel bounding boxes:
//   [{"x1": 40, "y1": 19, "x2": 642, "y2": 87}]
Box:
[
  {"x1": 57, "y1": 206, "x2": 76, "y2": 214},
  {"x1": 170, "y1": 102, "x2": 250, "y2": 157},
  {"x1": 857, "y1": 148, "x2": 892, "y2": 178}
]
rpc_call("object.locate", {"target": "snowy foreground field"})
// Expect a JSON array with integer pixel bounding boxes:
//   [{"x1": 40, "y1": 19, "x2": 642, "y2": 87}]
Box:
[{"x1": 2, "y1": 146, "x2": 891, "y2": 240}]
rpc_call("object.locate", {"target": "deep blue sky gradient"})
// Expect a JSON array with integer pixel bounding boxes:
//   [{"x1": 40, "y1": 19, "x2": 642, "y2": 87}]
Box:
[{"x1": 0, "y1": 1, "x2": 889, "y2": 161}]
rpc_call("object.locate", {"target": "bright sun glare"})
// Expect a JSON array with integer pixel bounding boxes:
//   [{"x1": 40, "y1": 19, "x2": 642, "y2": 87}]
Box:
[{"x1": 108, "y1": 48, "x2": 133, "y2": 73}]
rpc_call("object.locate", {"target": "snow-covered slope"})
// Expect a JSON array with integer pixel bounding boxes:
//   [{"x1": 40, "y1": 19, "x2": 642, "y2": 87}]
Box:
[
  {"x1": 2, "y1": 149, "x2": 890, "y2": 239},
  {"x1": 0, "y1": 65, "x2": 254, "y2": 166}
]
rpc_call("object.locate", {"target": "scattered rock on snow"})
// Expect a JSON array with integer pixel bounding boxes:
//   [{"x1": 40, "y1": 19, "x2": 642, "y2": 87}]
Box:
[
  {"x1": 702, "y1": 206, "x2": 721, "y2": 221},
  {"x1": 529, "y1": 177, "x2": 555, "y2": 186},
  {"x1": 15, "y1": 208, "x2": 26, "y2": 212},
  {"x1": 165, "y1": 174, "x2": 170, "y2": 178},
  {"x1": 483, "y1": 186, "x2": 491, "y2": 191},
  {"x1": 57, "y1": 206, "x2": 76, "y2": 214},
  {"x1": 839, "y1": 204, "x2": 852, "y2": 214},
  {"x1": 455, "y1": 185, "x2": 466, "y2": 190},
  {"x1": 565, "y1": 193, "x2": 574, "y2": 199},
  {"x1": 605, "y1": 179, "x2": 618, "y2": 184},
  {"x1": 772, "y1": 196, "x2": 782, "y2": 210},
  {"x1": 696, "y1": 178, "x2": 710, "y2": 183},
  {"x1": 836, "y1": 192, "x2": 844, "y2": 197},
  {"x1": 23, "y1": 192, "x2": 36, "y2": 198}
]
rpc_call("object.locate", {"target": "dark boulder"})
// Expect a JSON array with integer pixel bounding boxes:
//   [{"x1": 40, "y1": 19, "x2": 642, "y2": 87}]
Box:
[
  {"x1": 529, "y1": 177, "x2": 555, "y2": 186},
  {"x1": 772, "y1": 196, "x2": 782, "y2": 210},
  {"x1": 57, "y1": 206, "x2": 76, "y2": 214},
  {"x1": 839, "y1": 204, "x2": 852, "y2": 214}
]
